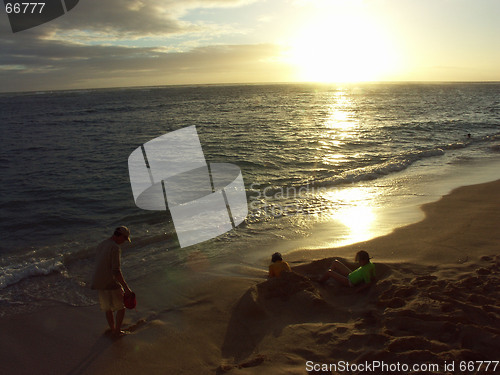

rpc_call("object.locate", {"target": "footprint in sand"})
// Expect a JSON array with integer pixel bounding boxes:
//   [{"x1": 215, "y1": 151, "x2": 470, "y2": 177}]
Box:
[
  {"x1": 124, "y1": 318, "x2": 148, "y2": 333},
  {"x1": 104, "y1": 318, "x2": 148, "y2": 338}
]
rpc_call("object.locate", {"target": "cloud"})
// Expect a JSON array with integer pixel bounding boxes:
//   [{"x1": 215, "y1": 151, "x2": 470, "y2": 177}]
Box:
[
  {"x1": 0, "y1": 39, "x2": 293, "y2": 92},
  {"x1": 33, "y1": 0, "x2": 259, "y2": 39},
  {"x1": 0, "y1": 0, "x2": 281, "y2": 92},
  {"x1": 2, "y1": 0, "x2": 260, "y2": 44}
]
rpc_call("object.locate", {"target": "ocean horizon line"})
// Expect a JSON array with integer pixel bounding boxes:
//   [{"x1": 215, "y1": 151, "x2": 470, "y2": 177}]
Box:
[{"x1": 2, "y1": 80, "x2": 500, "y2": 95}]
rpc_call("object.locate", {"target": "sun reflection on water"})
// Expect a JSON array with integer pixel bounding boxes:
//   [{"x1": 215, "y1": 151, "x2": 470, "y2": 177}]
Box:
[
  {"x1": 321, "y1": 186, "x2": 378, "y2": 246},
  {"x1": 325, "y1": 91, "x2": 357, "y2": 129},
  {"x1": 319, "y1": 90, "x2": 359, "y2": 166},
  {"x1": 311, "y1": 90, "x2": 380, "y2": 246}
]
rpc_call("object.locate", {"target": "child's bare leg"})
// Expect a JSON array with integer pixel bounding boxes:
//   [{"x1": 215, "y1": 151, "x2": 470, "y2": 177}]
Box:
[
  {"x1": 328, "y1": 271, "x2": 351, "y2": 287},
  {"x1": 331, "y1": 259, "x2": 352, "y2": 277},
  {"x1": 105, "y1": 311, "x2": 115, "y2": 331},
  {"x1": 319, "y1": 259, "x2": 351, "y2": 283},
  {"x1": 115, "y1": 309, "x2": 125, "y2": 334}
]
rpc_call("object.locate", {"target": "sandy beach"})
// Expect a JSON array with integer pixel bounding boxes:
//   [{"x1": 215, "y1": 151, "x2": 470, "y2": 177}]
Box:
[{"x1": 2, "y1": 179, "x2": 500, "y2": 375}]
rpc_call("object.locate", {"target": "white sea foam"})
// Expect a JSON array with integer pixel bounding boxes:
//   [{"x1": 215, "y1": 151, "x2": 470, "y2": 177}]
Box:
[{"x1": 0, "y1": 257, "x2": 64, "y2": 289}]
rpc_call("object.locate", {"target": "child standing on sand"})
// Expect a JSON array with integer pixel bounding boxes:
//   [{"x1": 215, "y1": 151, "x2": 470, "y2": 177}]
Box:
[
  {"x1": 268, "y1": 252, "x2": 291, "y2": 278},
  {"x1": 91, "y1": 226, "x2": 134, "y2": 337},
  {"x1": 320, "y1": 250, "x2": 376, "y2": 292}
]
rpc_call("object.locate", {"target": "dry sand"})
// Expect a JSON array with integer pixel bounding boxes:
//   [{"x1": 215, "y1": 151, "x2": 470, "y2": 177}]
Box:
[{"x1": 1, "y1": 180, "x2": 500, "y2": 375}]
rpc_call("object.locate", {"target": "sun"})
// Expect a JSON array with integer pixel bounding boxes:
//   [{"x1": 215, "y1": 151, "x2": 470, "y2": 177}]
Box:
[{"x1": 286, "y1": 8, "x2": 399, "y2": 83}]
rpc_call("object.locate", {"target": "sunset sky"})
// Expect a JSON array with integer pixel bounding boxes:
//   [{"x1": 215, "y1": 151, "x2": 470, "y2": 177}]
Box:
[{"x1": 1, "y1": 0, "x2": 499, "y2": 92}]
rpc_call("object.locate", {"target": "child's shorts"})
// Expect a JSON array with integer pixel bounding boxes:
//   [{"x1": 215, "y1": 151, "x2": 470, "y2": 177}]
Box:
[{"x1": 98, "y1": 289, "x2": 124, "y2": 311}]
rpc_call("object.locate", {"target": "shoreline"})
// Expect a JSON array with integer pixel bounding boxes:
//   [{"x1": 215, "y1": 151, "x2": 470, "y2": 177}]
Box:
[
  {"x1": 251, "y1": 156, "x2": 500, "y2": 266},
  {"x1": 287, "y1": 177, "x2": 500, "y2": 265},
  {"x1": 1, "y1": 179, "x2": 500, "y2": 374}
]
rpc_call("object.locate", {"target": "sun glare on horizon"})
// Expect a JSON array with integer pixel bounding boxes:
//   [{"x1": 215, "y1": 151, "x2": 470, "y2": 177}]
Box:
[{"x1": 286, "y1": 6, "x2": 400, "y2": 83}]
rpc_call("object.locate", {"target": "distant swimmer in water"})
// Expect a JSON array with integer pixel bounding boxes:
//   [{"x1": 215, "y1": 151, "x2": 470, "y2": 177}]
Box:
[
  {"x1": 319, "y1": 250, "x2": 376, "y2": 292},
  {"x1": 268, "y1": 252, "x2": 291, "y2": 278},
  {"x1": 467, "y1": 133, "x2": 471, "y2": 138}
]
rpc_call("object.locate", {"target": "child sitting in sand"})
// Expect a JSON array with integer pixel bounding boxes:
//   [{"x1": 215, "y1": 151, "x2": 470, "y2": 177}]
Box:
[
  {"x1": 268, "y1": 252, "x2": 291, "y2": 278},
  {"x1": 320, "y1": 250, "x2": 376, "y2": 292}
]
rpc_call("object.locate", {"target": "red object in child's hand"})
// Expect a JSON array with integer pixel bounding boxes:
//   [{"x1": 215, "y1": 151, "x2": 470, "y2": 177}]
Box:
[{"x1": 124, "y1": 292, "x2": 136, "y2": 309}]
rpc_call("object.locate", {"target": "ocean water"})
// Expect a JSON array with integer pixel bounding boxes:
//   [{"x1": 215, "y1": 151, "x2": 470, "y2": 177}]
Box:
[{"x1": 1, "y1": 83, "x2": 499, "y2": 315}]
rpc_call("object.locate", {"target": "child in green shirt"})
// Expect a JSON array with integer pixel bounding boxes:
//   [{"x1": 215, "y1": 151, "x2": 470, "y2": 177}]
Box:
[{"x1": 320, "y1": 250, "x2": 376, "y2": 292}]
